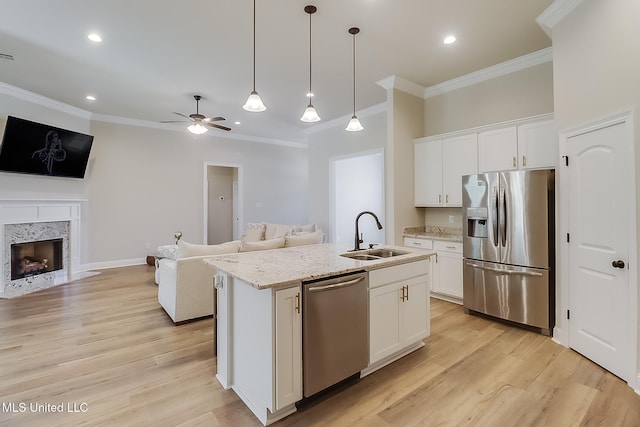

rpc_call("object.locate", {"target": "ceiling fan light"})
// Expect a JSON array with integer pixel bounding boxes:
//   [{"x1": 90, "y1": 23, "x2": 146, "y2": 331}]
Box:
[
  {"x1": 345, "y1": 115, "x2": 364, "y2": 132},
  {"x1": 243, "y1": 91, "x2": 266, "y2": 112},
  {"x1": 300, "y1": 104, "x2": 321, "y2": 122},
  {"x1": 187, "y1": 123, "x2": 208, "y2": 135}
]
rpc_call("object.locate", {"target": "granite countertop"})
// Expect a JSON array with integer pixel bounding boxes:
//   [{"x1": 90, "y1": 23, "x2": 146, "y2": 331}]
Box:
[
  {"x1": 403, "y1": 226, "x2": 463, "y2": 243},
  {"x1": 204, "y1": 243, "x2": 434, "y2": 290}
]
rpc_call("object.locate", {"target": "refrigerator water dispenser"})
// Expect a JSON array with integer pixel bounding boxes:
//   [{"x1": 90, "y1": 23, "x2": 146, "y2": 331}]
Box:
[{"x1": 466, "y1": 207, "x2": 488, "y2": 238}]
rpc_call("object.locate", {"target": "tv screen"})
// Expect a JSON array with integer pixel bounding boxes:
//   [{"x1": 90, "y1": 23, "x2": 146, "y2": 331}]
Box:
[{"x1": 0, "y1": 116, "x2": 94, "y2": 179}]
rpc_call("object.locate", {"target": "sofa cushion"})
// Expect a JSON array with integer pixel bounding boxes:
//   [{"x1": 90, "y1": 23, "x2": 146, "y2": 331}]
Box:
[
  {"x1": 264, "y1": 223, "x2": 292, "y2": 240},
  {"x1": 240, "y1": 237, "x2": 285, "y2": 252},
  {"x1": 284, "y1": 230, "x2": 323, "y2": 247},
  {"x1": 176, "y1": 240, "x2": 241, "y2": 258},
  {"x1": 293, "y1": 223, "x2": 317, "y2": 234},
  {"x1": 242, "y1": 223, "x2": 265, "y2": 242}
]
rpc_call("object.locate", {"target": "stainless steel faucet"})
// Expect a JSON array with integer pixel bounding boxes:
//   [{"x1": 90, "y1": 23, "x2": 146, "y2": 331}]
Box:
[{"x1": 352, "y1": 211, "x2": 383, "y2": 251}]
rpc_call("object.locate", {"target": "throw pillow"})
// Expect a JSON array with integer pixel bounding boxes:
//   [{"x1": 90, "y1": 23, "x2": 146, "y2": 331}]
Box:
[
  {"x1": 242, "y1": 227, "x2": 265, "y2": 242},
  {"x1": 284, "y1": 230, "x2": 323, "y2": 247},
  {"x1": 240, "y1": 237, "x2": 285, "y2": 252},
  {"x1": 176, "y1": 240, "x2": 241, "y2": 258},
  {"x1": 264, "y1": 223, "x2": 292, "y2": 240},
  {"x1": 294, "y1": 223, "x2": 317, "y2": 233}
]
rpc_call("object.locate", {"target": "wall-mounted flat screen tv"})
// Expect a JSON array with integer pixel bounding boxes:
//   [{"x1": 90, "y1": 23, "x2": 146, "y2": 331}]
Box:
[{"x1": 0, "y1": 116, "x2": 94, "y2": 179}]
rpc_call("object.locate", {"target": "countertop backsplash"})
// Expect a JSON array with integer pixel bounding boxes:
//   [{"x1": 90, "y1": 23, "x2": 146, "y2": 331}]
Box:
[{"x1": 403, "y1": 226, "x2": 463, "y2": 242}]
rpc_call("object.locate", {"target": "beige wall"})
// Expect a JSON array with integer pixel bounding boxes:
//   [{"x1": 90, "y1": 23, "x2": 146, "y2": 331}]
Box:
[
  {"x1": 387, "y1": 89, "x2": 424, "y2": 244},
  {"x1": 551, "y1": 0, "x2": 640, "y2": 386},
  {"x1": 424, "y1": 62, "x2": 554, "y2": 136},
  {"x1": 87, "y1": 120, "x2": 309, "y2": 266},
  {"x1": 307, "y1": 111, "x2": 387, "y2": 237}
]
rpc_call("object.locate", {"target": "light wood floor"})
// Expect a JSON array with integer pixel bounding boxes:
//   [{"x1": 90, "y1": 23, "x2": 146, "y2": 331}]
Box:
[{"x1": 0, "y1": 265, "x2": 638, "y2": 427}]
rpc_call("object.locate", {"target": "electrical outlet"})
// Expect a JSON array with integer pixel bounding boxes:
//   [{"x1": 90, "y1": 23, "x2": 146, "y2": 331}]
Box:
[{"x1": 448, "y1": 215, "x2": 455, "y2": 223}]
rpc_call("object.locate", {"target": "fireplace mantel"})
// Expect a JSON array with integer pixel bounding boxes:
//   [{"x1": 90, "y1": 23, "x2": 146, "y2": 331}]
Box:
[{"x1": 0, "y1": 199, "x2": 85, "y2": 297}]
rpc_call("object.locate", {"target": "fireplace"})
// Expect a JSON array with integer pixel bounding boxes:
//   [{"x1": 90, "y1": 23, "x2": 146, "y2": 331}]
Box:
[{"x1": 11, "y1": 238, "x2": 64, "y2": 280}]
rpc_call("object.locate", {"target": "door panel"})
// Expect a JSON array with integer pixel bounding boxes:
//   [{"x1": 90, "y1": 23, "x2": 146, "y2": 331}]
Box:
[
  {"x1": 568, "y1": 121, "x2": 629, "y2": 381},
  {"x1": 500, "y1": 170, "x2": 552, "y2": 268},
  {"x1": 462, "y1": 173, "x2": 499, "y2": 262}
]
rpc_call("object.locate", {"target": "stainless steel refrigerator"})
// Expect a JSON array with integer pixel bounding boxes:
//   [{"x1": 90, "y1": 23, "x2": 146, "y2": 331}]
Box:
[{"x1": 462, "y1": 169, "x2": 555, "y2": 335}]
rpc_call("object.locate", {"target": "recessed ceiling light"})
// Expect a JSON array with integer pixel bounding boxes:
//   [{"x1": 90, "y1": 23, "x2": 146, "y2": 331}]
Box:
[
  {"x1": 443, "y1": 35, "x2": 456, "y2": 45},
  {"x1": 88, "y1": 33, "x2": 102, "y2": 43},
  {"x1": 234, "y1": 121, "x2": 241, "y2": 125},
  {"x1": 86, "y1": 95, "x2": 96, "y2": 101}
]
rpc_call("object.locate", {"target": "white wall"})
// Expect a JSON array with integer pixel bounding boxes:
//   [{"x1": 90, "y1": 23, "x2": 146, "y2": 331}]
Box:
[
  {"x1": 307, "y1": 111, "x2": 387, "y2": 237},
  {"x1": 550, "y1": 0, "x2": 640, "y2": 388},
  {"x1": 87, "y1": 120, "x2": 309, "y2": 266}
]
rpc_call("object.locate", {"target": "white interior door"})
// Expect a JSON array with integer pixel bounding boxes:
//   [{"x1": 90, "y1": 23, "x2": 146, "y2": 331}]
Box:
[{"x1": 567, "y1": 119, "x2": 632, "y2": 381}]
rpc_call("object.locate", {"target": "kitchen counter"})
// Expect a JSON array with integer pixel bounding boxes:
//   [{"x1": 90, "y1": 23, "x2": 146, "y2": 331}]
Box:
[
  {"x1": 403, "y1": 226, "x2": 463, "y2": 243},
  {"x1": 204, "y1": 243, "x2": 434, "y2": 290}
]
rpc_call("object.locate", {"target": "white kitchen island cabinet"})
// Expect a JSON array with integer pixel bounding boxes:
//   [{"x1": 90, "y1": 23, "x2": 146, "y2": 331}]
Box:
[{"x1": 206, "y1": 244, "x2": 434, "y2": 426}]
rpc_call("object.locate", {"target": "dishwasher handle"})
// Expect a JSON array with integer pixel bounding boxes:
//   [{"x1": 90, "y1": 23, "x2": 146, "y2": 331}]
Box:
[{"x1": 307, "y1": 276, "x2": 366, "y2": 293}]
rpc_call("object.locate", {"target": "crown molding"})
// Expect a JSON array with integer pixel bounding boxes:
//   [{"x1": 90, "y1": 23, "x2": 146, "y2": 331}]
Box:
[
  {"x1": 536, "y1": 0, "x2": 585, "y2": 36},
  {"x1": 0, "y1": 82, "x2": 92, "y2": 119},
  {"x1": 376, "y1": 76, "x2": 427, "y2": 98},
  {"x1": 424, "y1": 47, "x2": 553, "y2": 98},
  {"x1": 91, "y1": 113, "x2": 308, "y2": 149},
  {"x1": 303, "y1": 102, "x2": 387, "y2": 134}
]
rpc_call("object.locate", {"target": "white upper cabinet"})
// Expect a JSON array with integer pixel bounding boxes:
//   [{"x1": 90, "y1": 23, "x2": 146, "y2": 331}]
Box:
[
  {"x1": 478, "y1": 126, "x2": 518, "y2": 172},
  {"x1": 414, "y1": 139, "x2": 443, "y2": 206},
  {"x1": 478, "y1": 118, "x2": 558, "y2": 173},
  {"x1": 414, "y1": 134, "x2": 477, "y2": 207},
  {"x1": 517, "y1": 119, "x2": 558, "y2": 169},
  {"x1": 442, "y1": 134, "x2": 478, "y2": 206}
]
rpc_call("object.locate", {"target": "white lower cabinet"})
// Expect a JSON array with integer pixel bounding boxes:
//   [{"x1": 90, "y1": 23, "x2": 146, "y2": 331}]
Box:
[
  {"x1": 274, "y1": 286, "x2": 302, "y2": 410},
  {"x1": 432, "y1": 241, "x2": 463, "y2": 301},
  {"x1": 369, "y1": 262, "x2": 430, "y2": 364}
]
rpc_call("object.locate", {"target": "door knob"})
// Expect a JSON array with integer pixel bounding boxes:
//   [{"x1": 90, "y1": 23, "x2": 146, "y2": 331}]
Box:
[{"x1": 612, "y1": 260, "x2": 625, "y2": 269}]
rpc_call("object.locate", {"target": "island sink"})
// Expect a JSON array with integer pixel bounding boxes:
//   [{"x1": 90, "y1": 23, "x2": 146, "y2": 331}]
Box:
[{"x1": 340, "y1": 248, "x2": 409, "y2": 260}]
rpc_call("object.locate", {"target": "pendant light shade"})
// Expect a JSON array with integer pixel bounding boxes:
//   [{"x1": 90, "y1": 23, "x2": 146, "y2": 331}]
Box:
[
  {"x1": 301, "y1": 5, "x2": 320, "y2": 122},
  {"x1": 346, "y1": 27, "x2": 363, "y2": 132},
  {"x1": 243, "y1": 0, "x2": 266, "y2": 112}
]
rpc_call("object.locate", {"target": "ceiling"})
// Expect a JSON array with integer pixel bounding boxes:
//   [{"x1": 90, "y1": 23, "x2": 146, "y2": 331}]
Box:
[{"x1": 0, "y1": 0, "x2": 553, "y2": 143}]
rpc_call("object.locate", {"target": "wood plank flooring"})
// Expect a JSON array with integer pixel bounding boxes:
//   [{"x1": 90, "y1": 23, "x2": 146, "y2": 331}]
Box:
[{"x1": 0, "y1": 265, "x2": 638, "y2": 426}]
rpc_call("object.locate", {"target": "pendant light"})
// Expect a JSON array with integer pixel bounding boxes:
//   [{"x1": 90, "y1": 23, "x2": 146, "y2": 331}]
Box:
[
  {"x1": 345, "y1": 27, "x2": 363, "y2": 131},
  {"x1": 242, "y1": 0, "x2": 266, "y2": 112},
  {"x1": 300, "y1": 5, "x2": 320, "y2": 122}
]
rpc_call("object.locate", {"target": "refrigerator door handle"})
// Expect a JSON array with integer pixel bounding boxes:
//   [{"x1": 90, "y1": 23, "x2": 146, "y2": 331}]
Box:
[
  {"x1": 499, "y1": 187, "x2": 507, "y2": 247},
  {"x1": 464, "y1": 261, "x2": 544, "y2": 277},
  {"x1": 492, "y1": 186, "x2": 499, "y2": 247}
]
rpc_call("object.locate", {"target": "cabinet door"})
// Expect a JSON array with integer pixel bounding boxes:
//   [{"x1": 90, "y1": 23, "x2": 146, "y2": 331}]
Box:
[
  {"x1": 517, "y1": 120, "x2": 558, "y2": 169},
  {"x1": 400, "y1": 277, "x2": 429, "y2": 344},
  {"x1": 369, "y1": 283, "x2": 402, "y2": 363},
  {"x1": 275, "y1": 286, "x2": 302, "y2": 410},
  {"x1": 443, "y1": 134, "x2": 478, "y2": 206},
  {"x1": 433, "y1": 250, "x2": 463, "y2": 299},
  {"x1": 478, "y1": 126, "x2": 518, "y2": 172},
  {"x1": 414, "y1": 139, "x2": 443, "y2": 206}
]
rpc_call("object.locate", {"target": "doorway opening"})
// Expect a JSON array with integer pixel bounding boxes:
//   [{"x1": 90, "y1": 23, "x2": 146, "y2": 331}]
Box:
[
  {"x1": 204, "y1": 163, "x2": 243, "y2": 244},
  {"x1": 330, "y1": 149, "x2": 384, "y2": 246}
]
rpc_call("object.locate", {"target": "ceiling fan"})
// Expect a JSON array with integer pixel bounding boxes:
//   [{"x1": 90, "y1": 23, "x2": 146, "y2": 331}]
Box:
[{"x1": 161, "y1": 95, "x2": 231, "y2": 134}]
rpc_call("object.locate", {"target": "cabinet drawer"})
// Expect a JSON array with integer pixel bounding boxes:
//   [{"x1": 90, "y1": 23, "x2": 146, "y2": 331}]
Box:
[
  {"x1": 433, "y1": 240, "x2": 463, "y2": 253},
  {"x1": 403, "y1": 237, "x2": 433, "y2": 250},
  {"x1": 369, "y1": 261, "x2": 429, "y2": 289}
]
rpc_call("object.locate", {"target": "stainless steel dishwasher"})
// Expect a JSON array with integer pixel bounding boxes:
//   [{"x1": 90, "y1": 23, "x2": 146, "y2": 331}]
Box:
[{"x1": 302, "y1": 271, "x2": 369, "y2": 397}]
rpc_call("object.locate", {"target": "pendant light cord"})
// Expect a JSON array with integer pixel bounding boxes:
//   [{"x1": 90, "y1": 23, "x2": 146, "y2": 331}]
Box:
[
  {"x1": 308, "y1": 10, "x2": 312, "y2": 103},
  {"x1": 252, "y1": 0, "x2": 256, "y2": 92},
  {"x1": 352, "y1": 32, "x2": 356, "y2": 115}
]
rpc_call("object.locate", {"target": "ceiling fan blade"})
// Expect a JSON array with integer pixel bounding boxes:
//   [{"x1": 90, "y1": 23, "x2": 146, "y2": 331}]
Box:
[
  {"x1": 159, "y1": 120, "x2": 187, "y2": 124},
  {"x1": 173, "y1": 112, "x2": 194, "y2": 121},
  {"x1": 205, "y1": 122, "x2": 232, "y2": 131},
  {"x1": 203, "y1": 116, "x2": 225, "y2": 123}
]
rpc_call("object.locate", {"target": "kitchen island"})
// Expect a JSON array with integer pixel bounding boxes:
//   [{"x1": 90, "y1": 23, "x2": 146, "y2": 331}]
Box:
[{"x1": 205, "y1": 244, "x2": 434, "y2": 425}]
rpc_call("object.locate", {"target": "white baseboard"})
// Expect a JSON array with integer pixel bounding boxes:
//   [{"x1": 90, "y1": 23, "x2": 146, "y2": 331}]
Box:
[{"x1": 82, "y1": 258, "x2": 146, "y2": 271}]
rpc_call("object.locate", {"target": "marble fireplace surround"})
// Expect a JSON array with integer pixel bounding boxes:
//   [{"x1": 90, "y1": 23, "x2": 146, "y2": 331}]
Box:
[{"x1": 0, "y1": 200, "x2": 83, "y2": 298}]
